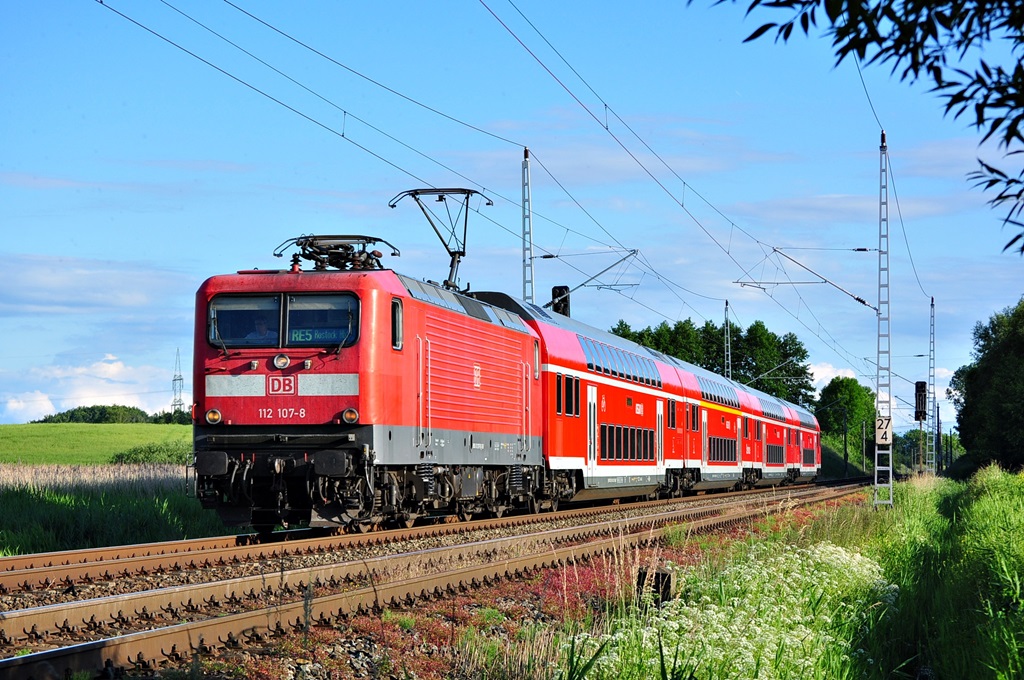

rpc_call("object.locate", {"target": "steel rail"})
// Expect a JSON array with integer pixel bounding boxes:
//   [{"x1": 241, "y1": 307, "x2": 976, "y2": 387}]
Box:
[
  {"x1": 0, "y1": 484, "x2": 820, "y2": 594},
  {"x1": 0, "y1": 486, "x2": 860, "y2": 678}
]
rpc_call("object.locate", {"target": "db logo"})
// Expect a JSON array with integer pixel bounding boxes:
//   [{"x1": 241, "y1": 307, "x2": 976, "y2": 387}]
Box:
[{"x1": 267, "y1": 375, "x2": 296, "y2": 395}]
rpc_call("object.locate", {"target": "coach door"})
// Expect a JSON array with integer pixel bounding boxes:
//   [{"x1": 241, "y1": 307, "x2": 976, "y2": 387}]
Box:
[
  {"x1": 656, "y1": 399, "x2": 664, "y2": 465},
  {"x1": 701, "y1": 408, "x2": 708, "y2": 465},
  {"x1": 587, "y1": 384, "x2": 598, "y2": 478}
]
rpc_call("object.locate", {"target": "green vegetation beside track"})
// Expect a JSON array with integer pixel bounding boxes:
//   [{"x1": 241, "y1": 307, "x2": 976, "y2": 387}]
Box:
[
  {"x1": 0, "y1": 423, "x2": 225, "y2": 555},
  {"x1": 544, "y1": 467, "x2": 1024, "y2": 679},
  {"x1": 1, "y1": 420, "x2": 1021, "y2": 678},
  {"x1": 0, "y1": 423, "x2": 191, "y2": 465}
]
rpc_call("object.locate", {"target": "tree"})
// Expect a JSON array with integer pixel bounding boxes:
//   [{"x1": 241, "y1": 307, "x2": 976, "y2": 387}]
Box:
[
  {"x1": 713, "y1": 0, "x2": 1024, "y2": 255},
  {"x1": 610, "y1": 316, "x2": 816, "y2": 406},
  {"x1": 775, "y1": 332, "x2": 816, "y2": 405},
  {"x1": 815, "y1": 376, "x2": 876, "y2": 437},
  {"x1": 947, "y1": 296, "x2": 1024, "y2": 469},
  {"x1": 31, "y1": 404, "x2": 191, "y2": 424},
  {"x1": 33, "y1": 404, "x2": 151, "y2": 424},
  {"x1": 151, "y1": 410, "x2": 193, "y2": 425}
]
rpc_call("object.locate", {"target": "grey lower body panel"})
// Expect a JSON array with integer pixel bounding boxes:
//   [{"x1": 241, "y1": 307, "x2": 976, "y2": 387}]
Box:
[
  {"x1": 572, "y1": 472, "x2": 660, "y2": 501},
  {"x1": 371, "y1": 424, "x2": 544, "y2": 468}
]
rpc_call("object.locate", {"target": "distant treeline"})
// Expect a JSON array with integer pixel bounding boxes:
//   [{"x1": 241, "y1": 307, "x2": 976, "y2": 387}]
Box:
[{"x1": 33, "y1": 404, "x2": 191, "y2": 425}]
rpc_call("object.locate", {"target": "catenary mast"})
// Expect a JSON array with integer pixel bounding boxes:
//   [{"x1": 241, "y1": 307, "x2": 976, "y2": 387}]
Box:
[{"x1": 874, "y1": 131, "x2": 894, "y2": 506}]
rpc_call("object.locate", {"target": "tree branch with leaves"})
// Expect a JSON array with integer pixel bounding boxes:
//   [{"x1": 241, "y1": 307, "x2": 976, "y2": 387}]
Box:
[{"x1": 709, "y1": 0, "x2": 1024, "y2": 254}]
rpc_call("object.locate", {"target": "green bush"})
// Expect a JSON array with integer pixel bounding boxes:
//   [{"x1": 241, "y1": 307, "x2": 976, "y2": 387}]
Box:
[{"x1": 109, "y1": 440, "x2": 193, "y2": 465}]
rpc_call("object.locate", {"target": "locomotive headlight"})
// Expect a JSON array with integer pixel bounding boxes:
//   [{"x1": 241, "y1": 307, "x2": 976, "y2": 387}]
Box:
[
  {"x1": 341, "y1": 408, "x2": 359, "y2": 424},
  {"x1": 205, "y1": 409, "x2": 223, "y2": 425},
  {"x1": 273, "y1": 354, "x2": 291, "y2": 369}
]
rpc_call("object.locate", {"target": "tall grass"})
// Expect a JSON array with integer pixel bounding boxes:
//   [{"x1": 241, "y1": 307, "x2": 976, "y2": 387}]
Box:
[
  {"x1": 562, "y1": 540, "x2": 895, "y2": 680},
  {"x1": 451, "y1": 467, "x2": 1024, "y2": 679},
  {"x1": 0, "y1": 464, "x2": 226, "y2": 555},
  {"x1": 857, "y1": 468, "x2": 1024, "y2": 678}
]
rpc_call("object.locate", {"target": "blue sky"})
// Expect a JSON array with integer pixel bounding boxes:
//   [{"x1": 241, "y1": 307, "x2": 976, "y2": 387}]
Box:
[{"x1": 2, "y1": 1, "x2": 1020, "y2": 434}]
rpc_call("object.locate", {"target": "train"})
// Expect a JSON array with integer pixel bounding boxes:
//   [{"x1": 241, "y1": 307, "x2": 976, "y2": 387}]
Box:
[{"x1": 192, "y1": 212, "x2": 819, "y2": 534}]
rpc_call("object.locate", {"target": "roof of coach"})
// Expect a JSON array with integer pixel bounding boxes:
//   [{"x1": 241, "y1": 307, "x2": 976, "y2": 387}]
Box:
[
  {"x1": 472, "y1": 291, "x2": 669, "y2": 379},
  {"x1": 472, "y1": 290, "x2": 817, "y2": 429},
  {"x1": 395, "y1": 275, "x2": 533, "y2": 336}
]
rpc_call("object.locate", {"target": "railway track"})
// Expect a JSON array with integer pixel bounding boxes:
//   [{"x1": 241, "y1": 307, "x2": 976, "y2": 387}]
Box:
[
  {"x1": 0, "y1": 485, "x2": 801, "y2": 601},
  {"x1": 0, "y1": 484, "x2": 861, "y2": 679}
]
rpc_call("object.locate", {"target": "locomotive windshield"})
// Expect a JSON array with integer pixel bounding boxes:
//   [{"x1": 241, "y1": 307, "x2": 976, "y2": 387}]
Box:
[{"x1": 208, "y1": 293, "x2": 359, "y2": 349}]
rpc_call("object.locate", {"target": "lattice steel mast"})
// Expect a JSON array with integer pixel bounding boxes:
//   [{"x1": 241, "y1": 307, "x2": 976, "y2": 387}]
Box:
[
  {"x1": 522, "y1": 148, "x2": 535, "y2": 303},
  {"x1": 926, "y1": 297, "x2": 936, "y2": 473},
  {"x1": 172, "y1": 348, "x2": 184, "y2": 414},
  {"x1": 874, "y1": 131, "x2": 894, "y2": 506},
  {"x1": 724, "y1": 300, "x2": 732, "y2": 380}
]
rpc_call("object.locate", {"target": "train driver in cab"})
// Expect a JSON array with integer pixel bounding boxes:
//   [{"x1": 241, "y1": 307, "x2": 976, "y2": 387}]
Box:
[{"x1": 245, "y1": 315, "x2": 278, "y2": 343}]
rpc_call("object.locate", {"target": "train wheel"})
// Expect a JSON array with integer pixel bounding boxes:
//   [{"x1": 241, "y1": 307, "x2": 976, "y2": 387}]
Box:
[
  {"x1": 491, "y1": 505, "x2": 505, "y2": 519},
  {"x1": 254, "y1": 526, "x2": 275, "y2": 543}
]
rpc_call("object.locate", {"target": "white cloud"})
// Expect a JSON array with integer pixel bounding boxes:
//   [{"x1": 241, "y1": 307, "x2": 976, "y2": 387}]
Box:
[
  {"x1": 0, "y1": 356, "x2": 178, "y2": 424},
  {"x1": 809, "y1": 362, "x2": 857, "y2": 390},
  {"x1": 3, "y1": 391, "x2": 57, "y2": 424},
  {"x1": 0, "y1": 254, "x2": 192, "y2": 316}
]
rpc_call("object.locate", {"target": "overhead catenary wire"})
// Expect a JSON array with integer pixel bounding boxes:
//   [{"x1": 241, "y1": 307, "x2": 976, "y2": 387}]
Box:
[
  {"x1": 854, "y1": 57, "x2": 930, "y2": 299},
  {"x1": 101, "y1": 0, "x2": 875, "y2": 392},
  {"x1": 164, "y1": 0, "x2": 825, "y2": 340},
  {"x1": 483, "y1": 0, "x2": 873, "y2": 367},
  {"x1": 99, "y1": 0, "x2": 719, "y2": 319},
  {"x1": 94, "y1": 0, "x2": 433, "y2": 188},
  {"x1": 132, "y1": 0, "x2": 627, "y2": 256}
]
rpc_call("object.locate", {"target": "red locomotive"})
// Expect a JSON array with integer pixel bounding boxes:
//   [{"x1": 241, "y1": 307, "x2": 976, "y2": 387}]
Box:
[{"x1": 192, "y1": 198, "x2": 819, "y2": 533}]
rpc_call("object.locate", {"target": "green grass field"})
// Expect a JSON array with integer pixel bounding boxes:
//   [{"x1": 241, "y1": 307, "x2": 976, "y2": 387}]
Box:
[
  {"x1": 0, "y1": 423, "x2": 227, "y2": 555},
  {"x1": 0, "y1": 423, "x2": 191, "y2": 464}
]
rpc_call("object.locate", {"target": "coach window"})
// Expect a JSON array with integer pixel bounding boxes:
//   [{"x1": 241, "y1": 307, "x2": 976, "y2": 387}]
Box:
[
  {"x1": 641, "y1": 358, "x2": 652, "y2": 386},
  {"x1": 534, "y1": 341, "x2": 540, "y2": 379},
  {"x1": 604, "y1": 346, "x2": 619, "y2": 377},
  {"x1": 613, "y1": 350, "x2": 627, "y2": 379},
  {"x1": 391, "y1": 298, "x2": 403, "y2": 350},
  {"x1": 611, "y1": 347, "x2": 625, "y2": 378},
  {"x1": 555, "y1": 373, "x2": 563, "y2": 415},
  {"x1": 580, "y1": 336, "x2": 598, "y2": 371},
  {"x1": 286, "y1": 294, "x2": 359, "y2": 348},
  {"x1": 598, "y1": 343, "x2": 614, "y2": 375},
  {"x1": 618, "y1": 356, "x2": 634, "y2": 383},
  {"x1": 564, "y1": 374, "x2": 574, "y2": 416},
  {"x1": 208, "y1": 295, "x2": 281, "y2": 348}
]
